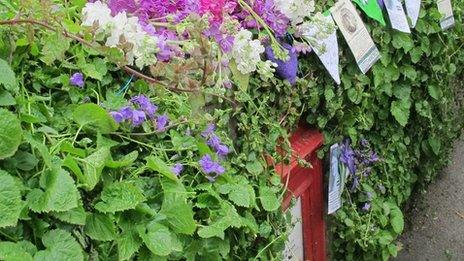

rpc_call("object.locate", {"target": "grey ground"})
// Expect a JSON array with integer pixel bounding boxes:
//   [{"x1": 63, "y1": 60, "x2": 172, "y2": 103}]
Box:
[{"x1": 395, "y1": 139, "x2": 464, "y2": 261}]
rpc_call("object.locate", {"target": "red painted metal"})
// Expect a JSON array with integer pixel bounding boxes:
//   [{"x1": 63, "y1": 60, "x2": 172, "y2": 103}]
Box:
[{"x1": 274, "y1": 123, "x2": 326, "y2": 261}]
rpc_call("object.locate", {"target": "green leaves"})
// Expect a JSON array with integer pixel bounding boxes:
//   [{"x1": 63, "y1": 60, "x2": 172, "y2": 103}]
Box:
[
  {"x1": 72, "y1": 103, "x2": 118, "y2": 134},
  {"x1": 27, "y1": 168, "x2": 79, "y2": 213},
  {"x1": 85, "y1": 213, "x2": 116, "y2": 241},
  {"x1": 390, "y1": 206, "x2": 404, "y2": 234},
  {"x1": 40, "y1": 33, "x2": 70, "y2": 65},
  {"x1": 259, "y1": 186, "x2": 280, "y2": 212},
  {"x1": 0, "y1": 109, "x2": 22, "y2": 159},
  {"x1": 138, "y1": 222, "x2": 180, "y2": 256},
  {"x1": 159, "y1": 178, "x2": 196, "y2": 235},
  {"x1": 0, "y1": 170, "x2": 24, "y2": 228},
  {"x1": 79, "y1": 147, "x2": 111, "y2": 190},
  {"x1": 34, "y1": 229, "x2": 84, "y2": 261},
  {"x1": 95, "y1": 181, "x2": 145, "y2": 213},
  {"x1": 146, "y1": 156, "x2": 178, "y2": 181},
  {"x1": 390, "y1": 99, "x2": 411, "y2": 127},
  {"x1": 0, "y1": 58, "x2": 18, "y2": 92}
]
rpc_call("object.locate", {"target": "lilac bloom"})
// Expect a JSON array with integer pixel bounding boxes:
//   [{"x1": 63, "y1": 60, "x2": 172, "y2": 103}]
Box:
[
  {"x1": 350, "y1": 175, "x2": 360, "y2": 192},
  {"x1": 362, "y1": 202, "x2": 371, "y2": 211},
  {"x1": 119, "y1": 106, "x2": 134, "y2": 120},
  {"x1": 199, "y1": 154, "x2": 225, "y2": 182},
  {"x1": 171, "y1": 163, "x2": 184, "y2": 176},
  {"x1": 201, "y1": 124, "x2": 216, "y2": 138},
  {"x1": 369, "y1": 152, "x2": 379, "y2": 163},
  {"x1": 131, "y1": 95, "x2": 158, "y2": 118},
  {"x1": 265, "y1": 43, "x2": 298, "y2": 85},
  {"x1": 216, "y1": 144, "x2": 230, "y2": 157},
  {"x1": 110, "y1": 111, "x2": 124, "y2": 123},
  {"x1": 157, "y1": 114, "x2": 169, "y2": 131},
  {"x1": 207, "y1": 134, "x2": 221, "y2": 148},
  {"x1": 131, "y1": 109, "x2": 146, "y2": 126},
  {"x1": 70, "y1": 72, "x2": 85, "y2": 88},
  {"x1": 108, "y1": 0, "x2": 137, "y2": 15},
  {"x1": 360, "y1": 138, "x2": 369, "y2": 147},
  {"x1": 340, "y1": 139, "x2": 356, "y2": 175}
]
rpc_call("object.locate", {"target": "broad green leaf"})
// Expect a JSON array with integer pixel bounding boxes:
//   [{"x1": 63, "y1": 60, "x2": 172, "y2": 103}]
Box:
[
  {"x1": 0, "y1": 170, "x2": 24, "y2": 228},
  {"x1": 0, "y1": 89, "x2": 16, "y2": 106},
  {"x1": 229, "y1": 60, "x2": 249, "y2": 91},
  {"x1": 0, "y1": 241, "x2": 34, "y2": 261},
  {"x1": 73, "y1": 103, "x2": 118, "y2": 134},
  {"x1": 26, "y1": 168, "x2": 79, "y2": 213},
  {"x1": 159, "y1": 178, "x2": 196, "y2": 235},
  {"x1": 40, "y1": 33, "x2": 70, "y2": 65},
  {"x1": 428, "y1": 137, "x2": 441, "y2": 156},
  {"x1": 138, "y1": 222, "x2": 175, "y2": 256},
  {"x1": 427, "y1": 84, "x2": 442, "y2": 100},
  {"x1": 33, "y1": 229, "x2": 84, "y2": 261},
  {"x1": 106, "y1": 151, "x2": 138, "y2": 168},
  {"x1": 52, "y1": 205, "x2": 87, "y2": 225},
  {"x1": 0, "y1": 109, "x2": 22, "y2": 159},
  {"x1": 229, "y1": 184, "x2": 254, "y2": 208},
  {"x1": 0, "y1": 58, "x2": 18, "y2": 92},
  {"x1": 85, "y1": 213, "x2": 116, "y2": 241},
  {"x1": 198, "y1": 202, "x2": 241, "y2": 239},
  {"x1": 117, "y1": 230, "x2": 143, "y2": 260},
  {"x1": 390, "y1": 207, "x2": 404, "y2": 234},
  {"x1": 146, "y1": 156, "x2": 178, "y2": 181},
  {"x1": 259, "y1": 186, "x2": 280, "y2": 212},
  {"x1": 81, "y1": 147, "x2": 111, "y2": 190},
  {"x1": 95, "y1": 181, "x2": 145, "y2": 213},
  {"x1": 24, "y1": 134, "x2": 52, "y2": 168},
  {"x1": 390, "y1": 99, "x2": 411, "y2": 127}
]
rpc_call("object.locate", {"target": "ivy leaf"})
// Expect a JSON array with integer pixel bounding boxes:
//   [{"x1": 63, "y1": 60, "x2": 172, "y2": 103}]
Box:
[
  {"x1": 259, "y1": 186, "x2": 280, "y2": 212},
  {"x1": 85, "y1": 213, "x2": 116, "y2": 241},
  {"x1": 160, "y1": 178, "x2": 196, "y2": 235},
  {"x1": 27, "y1": 168, "x2": 79, "y2": 213},
  {"x1": 0, "y1": 108, "x2": 22, "y2": 159},
  {"x1": 33, "y1": 229, "x2": 84, "y2": 261},
  {"x1": 0, "y1": 58, "x2": 18, "y2": 92},
  {"x1": 138, "y1": 222, "x2": 176, "y2": 256},
  {"x1": 0, "y1": 170, "x2": 24, "y2": 228},
  {"x1": 40, "y1": 33, "x2": 70, "y2": 65},
  {"x1": 73, "y1": 103, "x2": 118, "y2": 134},
  {"x1": 95, "y1": 181, "x2": 146, "y2": 213},
  {"x1": 390, "y1": 99, "x2": 411, "y2": 127},
  {"x1": 146, "y1": 156, "x2": 178, "y2": 181},
  {"x1": 117, "y1": 230, "x2": 143, "y2": 261}
]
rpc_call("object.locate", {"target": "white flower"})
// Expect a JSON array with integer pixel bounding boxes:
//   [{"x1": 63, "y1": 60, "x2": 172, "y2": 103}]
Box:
[
  {"x1": 231, "y1": 29, "x2": 265, "y2": 74},
  {"x1": 257, "y1": 60, "x2": 277, "y2": 80},
  {"x1": 134, "y1": 35, "x2": 160, "y2": 69},
  {"x1": 275, "y1": 0, "x2": 315, "y2": 24},
  {"x1": 105, "y1": 12, "x2": 128, "y2": 47},
  {"x1": 82, "y1": 1, "x2": 113, "y2": 32}
]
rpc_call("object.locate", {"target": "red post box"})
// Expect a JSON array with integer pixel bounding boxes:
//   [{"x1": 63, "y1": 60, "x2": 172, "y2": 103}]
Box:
[{"x1": 273, "y1": 123, "x2": 326, "y2": 261}]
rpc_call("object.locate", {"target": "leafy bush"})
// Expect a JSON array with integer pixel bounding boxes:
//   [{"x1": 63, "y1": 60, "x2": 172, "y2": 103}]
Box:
[{"x1": 0, "y1": 0, "x2": 463, "y2": 261}]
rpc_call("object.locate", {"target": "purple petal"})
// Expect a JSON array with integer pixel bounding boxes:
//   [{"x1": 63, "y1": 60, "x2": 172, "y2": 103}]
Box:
[{"x1": 70, "y1": 72, "x2": 85, "y2": 88}]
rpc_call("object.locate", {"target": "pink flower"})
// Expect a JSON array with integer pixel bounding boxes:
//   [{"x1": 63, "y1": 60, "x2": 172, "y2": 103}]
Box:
[{"x1": 200, "y1": 0, "x2": 226, "y2": 22}]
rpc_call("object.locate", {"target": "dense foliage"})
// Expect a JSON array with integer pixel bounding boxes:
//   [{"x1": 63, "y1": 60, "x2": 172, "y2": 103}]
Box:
[{"x1": 0, "y1": 0, "x2": 463, "y2": 261}]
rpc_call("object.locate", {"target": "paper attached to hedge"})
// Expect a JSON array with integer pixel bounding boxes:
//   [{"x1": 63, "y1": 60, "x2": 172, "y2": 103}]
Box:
[
  {"x1": 437, "y1": 0, "x2": 455, "y2": 30},
  {"x1": 331, "y1": 0, "x2": 380, "y2": 74},
  {"x1": 405, "y1": 0, "x2": 421, "y2": 28},
  {"x1": 385, "y1": 0, "x2": 411, "y2": 33},
  {"x1": 301, "y1": 14, "x2": 341, "y2": 85}
]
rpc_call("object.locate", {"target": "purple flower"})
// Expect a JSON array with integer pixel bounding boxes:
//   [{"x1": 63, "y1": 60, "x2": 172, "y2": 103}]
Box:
[
  {"x1": 265, "y1": 43, "x2": 298, "y2": 85},
  {"x1": 362, "y1": 202, "x2": 371, "y2": 211},
  {"x1": 216, "y1": 144, "x2": 230, "y2": 157},
  {"x1": 340, "y1": 139, "x2": 356, "y2": 175},
  {"x1": 110, "y1": 111, "x2": 124, "y2": 123},
  {"x1": 70, "y1": 72, "x2": 84, "y2": 88},
  {"x1": 199, "y1": 154, "x2": 225, "y2": 182},
  {"x1": 119, "y1": 106, "x2": 134, "y2": 120},
  {"x1": 131, "y1": 109, "x2": 146, "y2": 126},
  {"x1": 131, "y1": 95, "x2": 158, "y2": 118},
  {"x1": 350, "y1": 175, "x2": 360, "y2": 192},
  {"x1": 360, "y1": 138, "x2": 369, "y2": 147},
  {"x1": 366, "y1": 192, "x2": 373, "y2": 201},
  {"x1": 201, "y1": 124, "x2": 216, "y2": 138},
  {"x1": 369, "y1": 152, "x2": 379, "y2": 163},
  {"x1": 157, "y1": 114, "x2": 169, "y2": 131},
  {"x1": 247, "y1": 0, "x2": 289, "y2": 37},
  {"x1": 108, "y1": 0, "x2": 137, "y2": 15},
  {"x1": 171, "y1": 163, "x2": 184, "y2": 176},
  {"x1": 207, "y1": 134, "x2": 221, "y2": 148}
]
